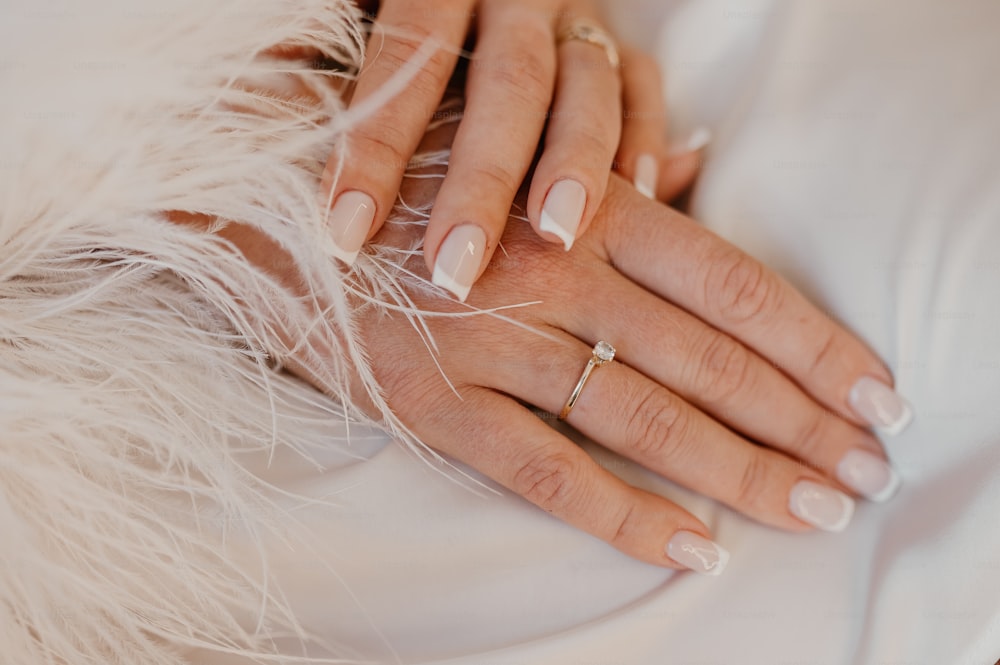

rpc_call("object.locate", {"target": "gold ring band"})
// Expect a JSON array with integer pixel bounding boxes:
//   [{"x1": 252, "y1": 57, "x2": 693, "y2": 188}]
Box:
[
  {"x1": 558, "y1": 341, "x2": 616, "y2": 420},
  {"x1": 556, "y1": 20, "x2": 621, "y2": 69}
]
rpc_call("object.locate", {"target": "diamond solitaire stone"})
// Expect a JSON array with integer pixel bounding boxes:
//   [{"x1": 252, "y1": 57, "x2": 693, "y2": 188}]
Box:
[{"x1": 594, "y1": 341, "x2": 616, "y2": 364}]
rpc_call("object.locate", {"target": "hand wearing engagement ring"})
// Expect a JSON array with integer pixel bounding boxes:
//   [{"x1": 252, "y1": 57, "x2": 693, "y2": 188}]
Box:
[
  {"x1": 559, "y1": 341, "x2": 616, "y2": 421},
  {"x1": 555, "y1": 340, "x2": 731, "y2": 576},
  {"x1": 279, "y1": 114, "x2": 912, "y2": 574}
]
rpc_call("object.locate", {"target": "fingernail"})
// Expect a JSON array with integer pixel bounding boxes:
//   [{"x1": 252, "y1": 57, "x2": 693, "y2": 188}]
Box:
[
  {"x1": 848, "y1": 376, "x2": 913, "y2": 436},
  {"x1": 540, "y1": 179, "x2": 587, "y2": 250},
  {"x1": 668, "y1": 126, "x2": 712, "y2": 156},
  {"x1": 666, "y1": 531, "x2": 730, "y2": 576},
  {"x1": 326, "y1": 191, "x2": 376, "y2": 265},
  {"x1": 634, "y1": 153, "x2": 658, "y2": 199},
  {"x1": 789, "y1": 480, "x2": 855, "y2": 532},
  {"x1": 837, "y1": 449, "x2": 901, "y2": 503},
  {"x1": 431, "y1": 224, "x2": 487, "y2": 302}
]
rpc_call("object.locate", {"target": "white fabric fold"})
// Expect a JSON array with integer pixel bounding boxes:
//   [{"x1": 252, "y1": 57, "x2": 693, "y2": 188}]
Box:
[{"x1": 203, "y1": 1, "x2": 1000, "y2": 662}]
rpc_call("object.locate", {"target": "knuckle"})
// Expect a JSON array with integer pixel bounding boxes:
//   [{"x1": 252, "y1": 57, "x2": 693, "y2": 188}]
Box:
[
  {"x1": 478, "y1": 49, "x2": 552, "y2": 111},
  {"x1": 625, "y1": 386, "x2": 690, "y2": 460},
  {"x1": 705, "y1": 249, "x2": 783, "y2": 325},
  {"x1": 350, "y1": 121, "x2": 411, "y2": 173},
  {"x1": 372, "y1": 343, "x2": 445, "y2": 410},
  {"x1": 468, "y1": 158, "x2": 521, "y2": 200},
  {"x1": 376, "y1": 366, "x2": 454, "y2": 426},
  {"x1": 795, "y1": 409, "x2": 829, "y2": 462},
  {"x1": 609, "y1": 502, "x2": 639, "y2": 548},
  {"x1": 567, "y1": 124, "x2": 616, "y2": 167},
  {"x1": 372, "y1": 21, "x2": 435, "y2": 64},
  {"x1": 694, "y1": 335, "x2": 754, "y2": 406},
  {"x1": 807, "y1": 330, "x2": 839, "y2": 375},
  {"x1": 735, "y1": 453, "x2": 769, "y2": 510},
  {"x1": 369, "y1": 22, "x2": 452, "y2": 96},
  {"x1": 511, "y1": 448, "x2": 578, "y2": 512}
]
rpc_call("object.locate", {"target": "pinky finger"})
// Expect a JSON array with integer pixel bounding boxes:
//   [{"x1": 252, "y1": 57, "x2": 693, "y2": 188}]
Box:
[
  {"x1": 656, "y1": 149, "x2": 703, "y2": 203},
  {"x1": 426, "y1": 389, "x2": 730, "y2": 575},
  {"x1": 616, "y1": 45, "x2": 669, "y2": 199},
  {"x1": 617, "y1": 45, "x2": 711, "y2": 202}
]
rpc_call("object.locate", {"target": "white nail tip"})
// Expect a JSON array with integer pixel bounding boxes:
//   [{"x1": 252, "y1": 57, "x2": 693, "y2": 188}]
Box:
[
  {"x1": 539, "y1": 209, "x2": 576, "y2": 250},
  {"x1": 326, "y1": 238, "x2": 360, "y2": 265},
  {"x1": 431, "y1": 224, "x2": 487, "y2": 302},
  {"x1": 326, "y1": 190, "x2": 375, "y2": 266},
  {"x1": 431, "y1": 265, "x2": 472, "y2": 302},
  {"x1": 666, "y1": 531, "x2": 730, "y2": 576},
  {"x1": 868, "y1": 466, "x2": 902, "y2": 503},
  {"x1": 848, "y1": 376, "x2": 914, "y2": 435},
  {"x1": 634, "y1": 180, "x2": 655, "y2": 200},
  {"x1": 686, "y1": 126, "x2": 713, "y2": 152},
  {"x1": 540, "y1": 179, "x2": 587, "y2": 251},
  {"x1": 789, "y1": 480, "x2": 855, "y2": 532},
  {"x1": 634, "y1": 153, "x2": 658, "y2": 199},
  {"x1": 668, "y1": 126, "x2": 713, "y2": 156},
  {"x1": 830, "y1": 494, "x2": 854, "y2": 532},
  {"x1": 836, "y1": 449, "x2": 902, "y2": 503},
  {"x1": 881, "y1": 401, "x2": 913, "y2": 436}
]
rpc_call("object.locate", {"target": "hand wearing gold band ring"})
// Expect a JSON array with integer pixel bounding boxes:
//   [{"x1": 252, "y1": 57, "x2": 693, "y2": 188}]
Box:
[
  {"x1": 324, "y1": 0, "x2": 685, "y2": 303},
  {"x1": 558, "y1": 341, "x2": 616, "y2": 420},
  {"x1": 318, "y1": 0, "x2": 900, "y2": 576},
  {"x1": 556, "y1": 20, "x2": 622, "y2": 69}
]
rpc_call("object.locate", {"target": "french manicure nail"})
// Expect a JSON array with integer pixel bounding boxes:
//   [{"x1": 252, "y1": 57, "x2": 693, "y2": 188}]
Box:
[
  {"x1": 666, "y1": 531, "x2": 730, "y2": 576},
  {"x1": 837, "y1": 449, "x2": 901, "y2": 503},
  {"x1": 789, "y1": 480, "x2": 855, "y2": 532},
  {"x1": 431, "y1": 224, "x2": 487, "y2": 302},
  {"x1": 540, "y1": 179, "x2": 587, "y2": 250},
  {"x1": 848, "y1": 376, "x2": 913, "y2": 436},
  {"x1": 634, "y1": 153, "x2": 658, "y2": 199},
  {"x1": 668, "y1": 126, "x2": 712, "y2": 156},
  {"x1": 326, "y1": 191, "x2": 376, "y2": 265}
]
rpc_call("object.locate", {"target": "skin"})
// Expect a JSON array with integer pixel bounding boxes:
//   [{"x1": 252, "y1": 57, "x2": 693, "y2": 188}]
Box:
[
  {"x1": 323, "y1": 0, "x2": 701, "y2": 297},
  {"x1": 201, "y1": 115, "x2": 897, "y2": 571}
]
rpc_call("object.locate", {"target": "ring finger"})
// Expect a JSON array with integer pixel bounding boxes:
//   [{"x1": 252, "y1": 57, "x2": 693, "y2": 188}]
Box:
[
  {"x1": 481, "y1": 331, "x2": 858, "y2": 533},
  {"x1": 563, "y1": 270, "x2": 899, "y2": 503}
]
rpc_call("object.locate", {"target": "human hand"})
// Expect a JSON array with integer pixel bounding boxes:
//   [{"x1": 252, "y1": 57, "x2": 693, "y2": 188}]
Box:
[
  {"x1": 313, "y1": 143, "x2": 911, "y2": 575},
  {"x1": 321, "y1": 0, "x2": 702, "y2": 301}
]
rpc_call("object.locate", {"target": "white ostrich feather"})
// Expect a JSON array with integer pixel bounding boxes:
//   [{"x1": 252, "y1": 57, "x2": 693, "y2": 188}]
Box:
[{"x1": 0, "y1": 0, "x2": 466, "y2": 662}]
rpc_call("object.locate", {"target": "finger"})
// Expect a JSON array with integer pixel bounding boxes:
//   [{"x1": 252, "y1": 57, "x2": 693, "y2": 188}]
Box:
[
  {"x1": 596, "y1": 178, "x2": 912, "y2": 435},
  {"x1": 321, "y1": 0, "x2": 473, "y2": 265},
  {"x1": 562, "y1": 267, "x2": 900, "y2": 503},
  {"x1": 423, "y1": 2, "x2": 557, "y2": 301},
  {"x1": 416, "y1": 386, "x2": 728, "y2": 574},
  {"x1": 483, "y1": 335, "x2": 857, "y2": 533},
  {"x1": 657, "y1": 152, "x2": 702, "y2": 202},
  {"x1": 615, "y1": 46, "x2": 669, "y2": 200},
  {"x1": 661, "y1": 126, "x2": 712, "y2": 200},
  {"x1": 526, "y1": 15, "x2": 622, "y2": 250}
]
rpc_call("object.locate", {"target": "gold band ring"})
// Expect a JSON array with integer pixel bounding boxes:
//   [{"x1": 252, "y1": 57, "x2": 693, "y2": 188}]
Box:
[
  {"x1": 556, "y1": 20, "x2": 621, "y2": 69},
  {"x1": 558, "y1": 341, "x2": 616, "y2": 420}
]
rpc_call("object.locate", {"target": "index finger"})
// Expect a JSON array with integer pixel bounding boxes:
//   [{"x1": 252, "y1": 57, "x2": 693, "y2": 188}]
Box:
[
  {"x1": 321, "y1": 0, "x2": 474, "y2": 265},
  {"x1": 597, "y1": 177, "x2": 912, "y2": 434}
]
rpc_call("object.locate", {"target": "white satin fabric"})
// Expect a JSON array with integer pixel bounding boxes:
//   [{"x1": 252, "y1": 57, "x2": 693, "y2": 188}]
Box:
[{"x1": 196, "y1": 1, "x2": 1000, "y2": 663}]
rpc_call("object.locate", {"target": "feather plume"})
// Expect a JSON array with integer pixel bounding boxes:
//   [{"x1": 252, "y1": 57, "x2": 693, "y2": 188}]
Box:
[{"x1": 0, "y1": 0, "x2": 445, "y2": 662}]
